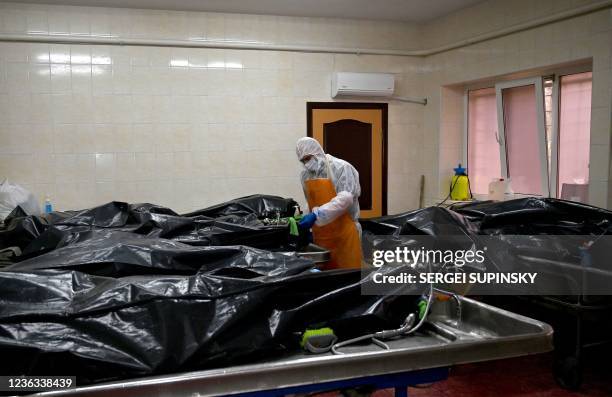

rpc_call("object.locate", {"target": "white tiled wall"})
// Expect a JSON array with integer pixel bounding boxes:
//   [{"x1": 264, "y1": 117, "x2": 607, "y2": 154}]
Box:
[
  {"x1": 420, "y1": 0, "x2": 606, "y2": 50},
  {"x1": 1, "y1": 1, "x2": 610, "y2": 213},
  {"x1": 0, "y1": 2, "x2": 421, "y2": 51},
  {"x1": 420, "y1": 1, "x2": 612, "y2": 208},
  {"x1": 0, "y1": 3, "x2": 425, "y2": 213}
]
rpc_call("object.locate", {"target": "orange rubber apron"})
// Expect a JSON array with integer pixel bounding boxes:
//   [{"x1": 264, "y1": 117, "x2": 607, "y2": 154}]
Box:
[{"x1": 303, "y1": 160, "x2": 363, "y2": 270}]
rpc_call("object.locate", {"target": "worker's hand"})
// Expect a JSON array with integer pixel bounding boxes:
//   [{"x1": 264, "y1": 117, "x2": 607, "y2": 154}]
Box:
[{"x1": 298, "y1": 212, "x2": 317, "y2": 229}]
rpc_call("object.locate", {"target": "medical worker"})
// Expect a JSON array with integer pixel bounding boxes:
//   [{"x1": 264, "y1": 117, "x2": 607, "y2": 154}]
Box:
[{"x1": 296, "y1": 137, "x2": 363, "y2": 269}]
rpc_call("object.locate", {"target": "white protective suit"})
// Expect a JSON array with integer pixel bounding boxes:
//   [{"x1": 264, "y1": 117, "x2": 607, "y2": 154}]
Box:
[{"x1": 296, "y1": 137, "x2": 361, "y2": 234}]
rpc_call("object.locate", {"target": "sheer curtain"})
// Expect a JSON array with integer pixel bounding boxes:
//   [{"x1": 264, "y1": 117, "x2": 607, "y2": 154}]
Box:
[
  {"x1": 558, "y1": 72, "x2": 592, "y2": 200},
  {"x1": 501, "y1": 84, "x2": 544, "y2": 195},
  {"x1": 467, "y1": 87, "x2": 500, "y2": 195}
]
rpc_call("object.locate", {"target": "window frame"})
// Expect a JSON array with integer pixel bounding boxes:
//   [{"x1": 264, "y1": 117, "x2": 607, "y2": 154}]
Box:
[
  {"x1": 549, "y1": 75, "x2": 561, "y2": 197},
  {"x1": 463, "y1": 63, "x2": 593, "y2": 199},
  {"x1": 495, "y1": 76, "x2": 549, "y2": 197}
]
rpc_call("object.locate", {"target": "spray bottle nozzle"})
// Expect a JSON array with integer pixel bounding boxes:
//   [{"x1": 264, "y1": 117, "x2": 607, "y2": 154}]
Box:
[{"x1": 453, "y1": 164, "x2": 466, "y2": 176}]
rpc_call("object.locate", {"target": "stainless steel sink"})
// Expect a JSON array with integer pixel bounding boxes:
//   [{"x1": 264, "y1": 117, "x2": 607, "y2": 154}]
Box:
[
  {"x1": 279, "y1": 243, "x2": 331, "y2": 264},
  {"x1": 295, "y1": 243, "x2": 330, "y2": 263}
]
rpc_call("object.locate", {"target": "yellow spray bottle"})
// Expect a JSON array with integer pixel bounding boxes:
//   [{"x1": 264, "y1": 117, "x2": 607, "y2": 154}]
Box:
[{"x1": 450, "y1": 164, "x2": 471, "y2": 201}]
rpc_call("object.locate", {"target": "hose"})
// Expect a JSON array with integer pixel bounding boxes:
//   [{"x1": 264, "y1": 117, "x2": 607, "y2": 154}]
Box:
[{"x1": 331, "y1": 281, "x2": 434, "y2": 354}]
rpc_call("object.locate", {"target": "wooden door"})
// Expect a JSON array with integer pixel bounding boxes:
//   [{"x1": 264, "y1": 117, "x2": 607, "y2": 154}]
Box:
[{"x1": 307, "y1": 102, "x2": 387, "y2": 218}]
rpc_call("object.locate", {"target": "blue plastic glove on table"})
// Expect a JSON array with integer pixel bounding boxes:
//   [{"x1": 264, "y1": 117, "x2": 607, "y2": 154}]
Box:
[{"x1": 298, "y1": 212, "x2": 317, "y2": 229}]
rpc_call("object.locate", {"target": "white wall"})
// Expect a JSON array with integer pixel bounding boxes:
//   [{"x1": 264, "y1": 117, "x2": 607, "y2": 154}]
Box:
[
  {"x1": 0, "y1": 1, "x2": 610, "y2": 213},
  {"x1": 0, "y1": 2, "x2": 425, "y2": 213},
  {"x1": 420, "y1": 0, "x2": 612, "y2": 208}
]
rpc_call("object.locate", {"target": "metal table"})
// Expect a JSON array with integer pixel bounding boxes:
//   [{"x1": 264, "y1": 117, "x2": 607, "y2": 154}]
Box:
[{"x1": 30, "y1": 295, "x2": 553, "y2": 397}]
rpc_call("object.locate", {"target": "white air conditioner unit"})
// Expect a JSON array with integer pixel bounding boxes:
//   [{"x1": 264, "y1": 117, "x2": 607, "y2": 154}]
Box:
[{"x1": 332, "y1": 72, "x2": 395, "y2": 98}]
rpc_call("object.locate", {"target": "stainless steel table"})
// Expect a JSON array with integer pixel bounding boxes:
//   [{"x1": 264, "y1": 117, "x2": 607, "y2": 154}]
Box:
[{"x1": 28, "y1": 294, "x2": 553, "y2": 397}]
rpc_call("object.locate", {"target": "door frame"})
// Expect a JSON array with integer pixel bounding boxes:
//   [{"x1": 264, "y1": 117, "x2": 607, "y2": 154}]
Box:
[{"x1": 306, "y1": 102, "x2": 388, "y2": 216}]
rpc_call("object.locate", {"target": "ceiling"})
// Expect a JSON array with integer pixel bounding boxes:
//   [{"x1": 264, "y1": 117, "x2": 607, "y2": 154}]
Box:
[{"x1": 5, "y1": 0, "x2": 485, "y2": 22}]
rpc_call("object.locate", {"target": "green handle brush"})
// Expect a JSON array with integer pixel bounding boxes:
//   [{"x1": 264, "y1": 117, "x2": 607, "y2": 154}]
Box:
[{"x1": 300, "y1": 327, "x2": 337, "y2": 354}]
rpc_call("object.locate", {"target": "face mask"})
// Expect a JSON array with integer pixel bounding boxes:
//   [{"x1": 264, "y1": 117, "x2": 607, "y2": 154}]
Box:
[{"x1": 304, "y1": 157, "x2": 318, "y2": 172}]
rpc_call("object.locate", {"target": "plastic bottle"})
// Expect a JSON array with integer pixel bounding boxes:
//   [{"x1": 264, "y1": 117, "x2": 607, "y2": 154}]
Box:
[
  {"x1": 488, "y1": 179, "x2": 505, "y2": 201},
  {"x1": 450, "y1": 164, "x2": 471, "y2": 201},
  {"x1": 488, "y1": 178, "x2": 514, "y2": 201},
  {"x1": 44, "y1": 196, "x2": 53, "y2": 214}
]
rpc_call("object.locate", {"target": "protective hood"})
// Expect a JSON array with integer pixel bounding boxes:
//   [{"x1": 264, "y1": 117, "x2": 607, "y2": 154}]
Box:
[{"x1": 296, "y1": 137, "x2": 324, "y2": 161}]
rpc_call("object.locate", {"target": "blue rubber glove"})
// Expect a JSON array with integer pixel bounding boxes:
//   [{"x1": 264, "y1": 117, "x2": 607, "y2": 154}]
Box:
[{"x1": 298, "y1": 212, "x2": 317, "y2": 229}]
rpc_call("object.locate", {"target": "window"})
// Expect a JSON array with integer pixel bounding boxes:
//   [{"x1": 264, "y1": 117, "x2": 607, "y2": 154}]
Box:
[
  {"x1": 496, "y1": 78, "x2": 549, "y2": 196},
  {"x1": 556, "y1": 72, "x2": 592, "y2": 201},
  {"x1": 467, "y1": 88, "x2": 500, "y2": 195},
  {"x1": 466, "y1": 71, "x2": 592, "y2": 202}
]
